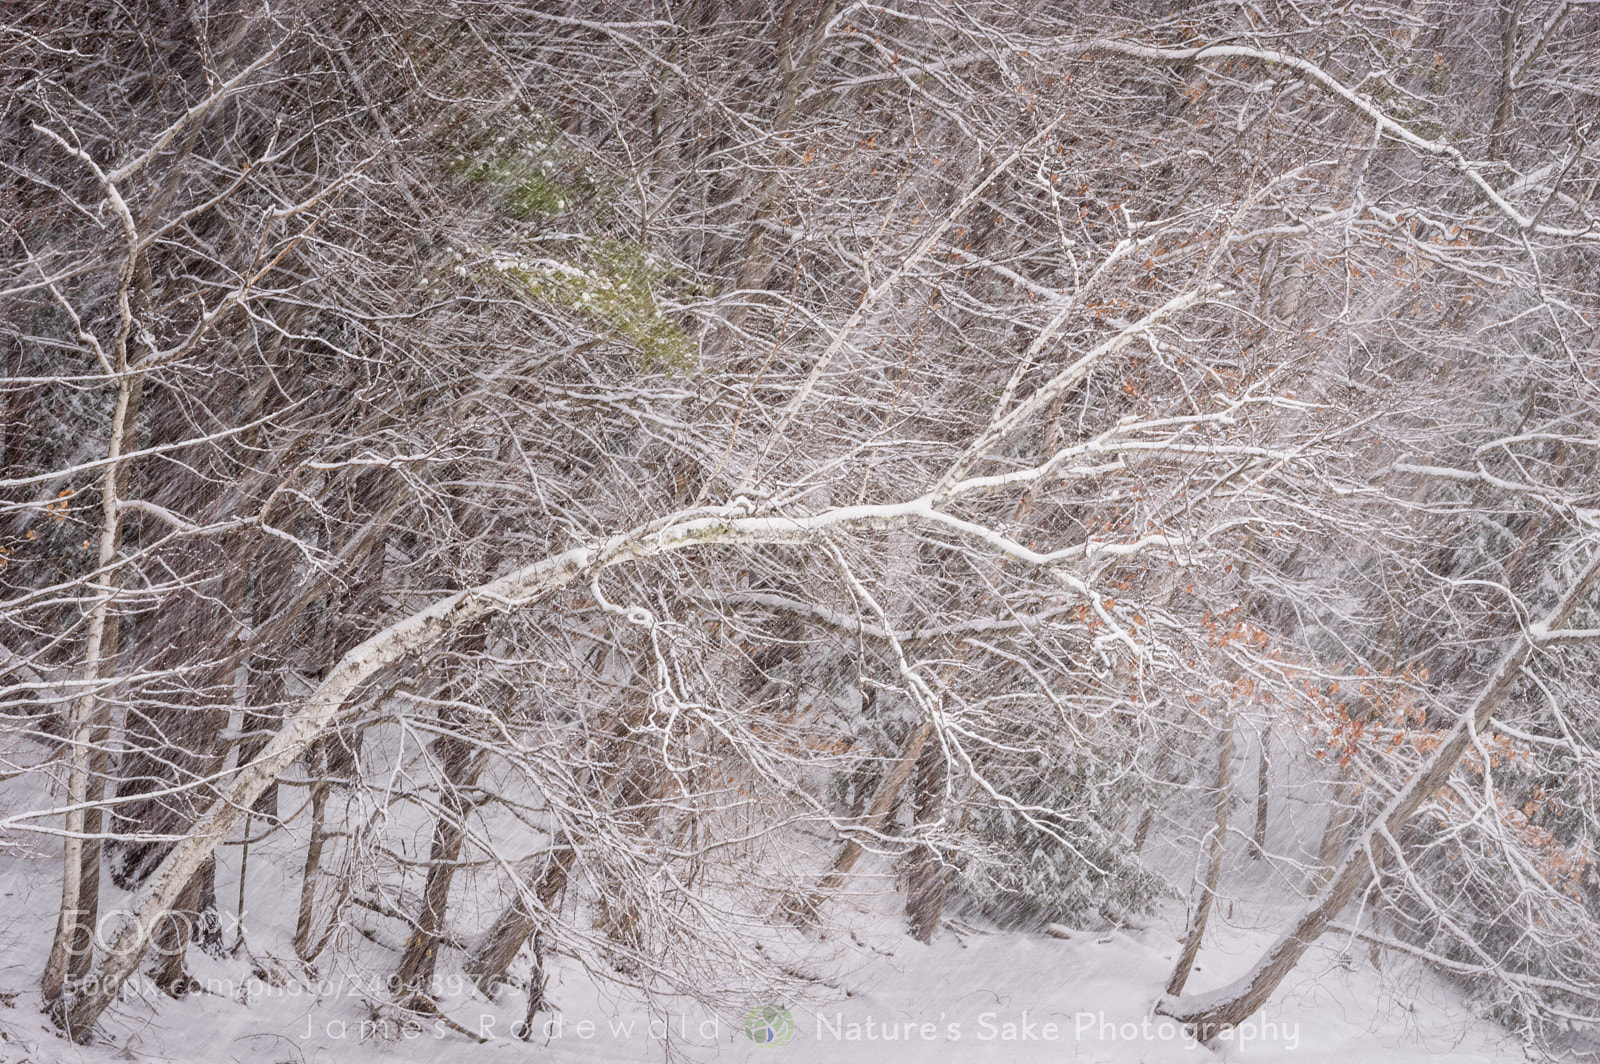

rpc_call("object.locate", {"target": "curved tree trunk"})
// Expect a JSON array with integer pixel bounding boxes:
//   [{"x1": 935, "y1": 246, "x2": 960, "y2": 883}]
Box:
[{"x1": 61, "y1": 462, "x2": 1237, "y2": 1038}]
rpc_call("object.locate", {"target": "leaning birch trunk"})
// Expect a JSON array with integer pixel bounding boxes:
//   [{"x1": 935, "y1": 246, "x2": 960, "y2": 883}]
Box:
[
  {"x1": 61, "y1": 484, "x2": 1186, "y2": 1038},
  {"x1": 1166, "y1": 713, "x2": 1233, "y2": 997},
  {"x1": 1158, "y1": 548, "x2": 1600, "y2": 1034},
  {"x1": 58, "y1": 538, "x2": 592, "y2": 1039}
]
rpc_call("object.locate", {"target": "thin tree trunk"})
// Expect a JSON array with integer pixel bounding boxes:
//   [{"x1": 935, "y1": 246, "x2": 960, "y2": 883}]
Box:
[
  {"x1": 233, "y1": 815, "x2": 251, "y2": 953},
  {"x1": 1132, "y1": 728, "x2": 1178, "y2": 855},
  {"x1": 1488, "y1": 0, "x2": 1520, "y2": 162},
  {"x1": 66, "y1": 647, "x2": 120, "y2": 983},
  {"x1": 1131, "y1": 805, "x2": 1157, "y2": 855},
  {"x1": 905, "y1": 736, "x2": 947, "y2": 943},
  {"x1": 788, "y1": 719, "x2": 933, "y2": 924},
  {"x1": 42, "y1": 362, "x2": 141, "y2": 1009},
  {"x1": 518, "y1": 929, "x2": 547, "y2": 1040},
  {"x1": 1310, "y1": 766, "x2": 1357, "y2": 887},
  {"x1": 1159, "y1": 549, "x2": 1600, "y2": 1033},
  {"x1": 230, "y1": 599, "x2": 288, "y2": 954},
  {"x1": 716, "y1": 0, "x2": 839, "y2": 345},
  {"x1": 1250, "y1": 733, "x2": 1268, "y2": 860},
  {"x1": 394, "y1": 739, "x2": 489, "y2": 998},
  {"x1": 465, "y1": 843, "x2": 576, "y2": 994},
  {"x1": 294, "y1": 753, "x2": 331, "y2": 963},
  {"x1": 289, "y1": 510, "x2": 390, "y2": 969},
  {"x1": 1166, "y1": 713, "x2": 1233, "y2": 997}
]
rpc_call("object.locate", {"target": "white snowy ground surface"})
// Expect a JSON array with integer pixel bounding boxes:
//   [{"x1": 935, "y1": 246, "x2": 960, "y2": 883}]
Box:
[
  {"x1": 0, "y1": 859, "x2": 1528, "y2": 1064},
  {"x1": 0, "y1": 744, "x2": 1535, "y2": 1064}
]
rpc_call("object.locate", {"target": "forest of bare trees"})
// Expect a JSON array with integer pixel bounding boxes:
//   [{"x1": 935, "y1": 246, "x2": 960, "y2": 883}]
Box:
[{"x1": 2, "y1": 0, "x2": 1599, "y2": 1056}]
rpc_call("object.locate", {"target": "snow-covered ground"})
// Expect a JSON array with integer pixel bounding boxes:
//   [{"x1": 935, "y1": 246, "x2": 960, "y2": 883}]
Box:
[
  {"x1": 0, "y1": 723, "x2": 1530, "y2": 1064},
  {"x1": 0, "y1": 857, "x2": 1526, "y2": 1064}
]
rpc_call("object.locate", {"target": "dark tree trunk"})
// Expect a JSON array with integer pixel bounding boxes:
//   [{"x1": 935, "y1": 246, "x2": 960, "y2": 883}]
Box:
[
  {"x1": 714, "y1": 0, "x2": 840, "y2": 347},
  {"x1": 394, "y1": 735, "x2": 489, "y2": 998},
  {"x1": 787, "y1": 719, "x2": 933, "y2": 924},
  {"x1": 294, "y1": 748, "x2": 332, "y2": 963},
  {"x1": 151, "y1": 857, "x2": 214, "y2": 996},
  {"x1": 905, "y1": 736, "x2": 947, "y2": 943},
  {"x1": 1311, "y1": 766, "x2": 1357, "y2": 889},
  {"x1": 465, "y1": 844, "x2": 576, "y2": 994},
  {"x1": 1250, "y1": 734, "x2": 1268, "y2": 860},
  {"x1": 518, "y1": 929, "x2": 548, "y2": 1040}
]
